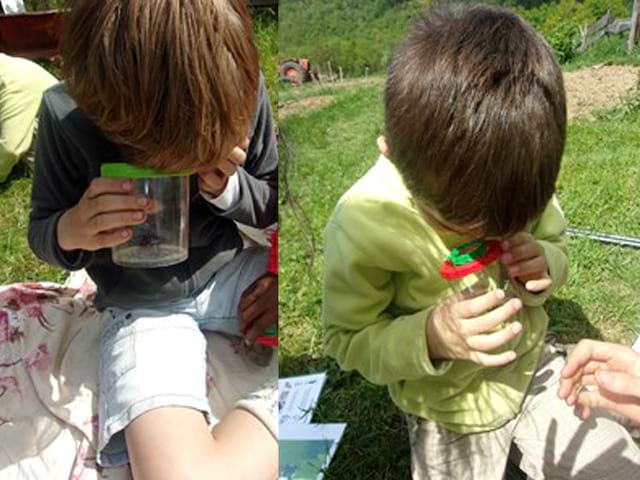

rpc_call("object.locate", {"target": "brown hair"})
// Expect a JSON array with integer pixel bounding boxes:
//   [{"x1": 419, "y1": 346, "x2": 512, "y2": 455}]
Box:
[
  {"x1": 385, "y1": 5, "x2": 566, "y2": 237},
  {"x1": 61, "y1": 0, "x2": 259, "y2": 172}
]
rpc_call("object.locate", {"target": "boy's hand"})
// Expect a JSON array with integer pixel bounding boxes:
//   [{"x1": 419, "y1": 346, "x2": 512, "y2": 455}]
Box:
[
  {"x1": 238, "y1": 273, "x2": 277, "y2": 345},
  {"x1": 427, "y1": 289, "x2": 523, "y2": 367},
  {"x1": 57, "y1": 178, "x2": 150, "y2": 252},
  {"x1": 199, "y1": 138, "x2": 250, "y2": 197},
  {"x1": 501, "y1": 233, "x2": 552, "y2": 293},
  {"x1": 558, "y1": 340, "x2": 640, "y2": 422}
]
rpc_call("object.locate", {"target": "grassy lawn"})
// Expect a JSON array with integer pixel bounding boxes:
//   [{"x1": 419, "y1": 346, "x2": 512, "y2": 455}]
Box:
[
  {"x1": 564, "y1": 35, "x2": 640, "y2": 72},
  {"x1": 279, "y1": 82, "x2": 640, "y2": 478},
  {"x1": 0, "y1": 10, "x2": 277, "y2": 285}
]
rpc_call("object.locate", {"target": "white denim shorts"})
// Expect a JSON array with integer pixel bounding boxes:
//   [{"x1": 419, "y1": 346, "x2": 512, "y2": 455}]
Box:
[{"x1": 97, "y1": 247, "x2": 276, "y2": 467}]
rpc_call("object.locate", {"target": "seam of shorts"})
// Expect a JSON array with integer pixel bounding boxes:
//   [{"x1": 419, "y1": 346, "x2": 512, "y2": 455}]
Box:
[
  {"x1": 235, "y1": 401, "x2": 278, "y2": 441},
  {"x1": 100, "y1": 323, "x2": 204, "y2": 348},
  {"x1": 101, "y1": 392, "x2": 212, "y2": 445}
]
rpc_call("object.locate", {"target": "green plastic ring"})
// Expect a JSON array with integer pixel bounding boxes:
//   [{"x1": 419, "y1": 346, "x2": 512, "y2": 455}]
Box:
[
  {"x1": 449, "y1": 240, "x2": 487, "y2": 266},
  {"x1": 101, "y1": 162, "x2": 191, "y2": 179}
]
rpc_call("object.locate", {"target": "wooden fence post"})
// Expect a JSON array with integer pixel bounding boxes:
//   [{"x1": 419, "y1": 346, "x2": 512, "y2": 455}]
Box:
[
  {"x1": 630, "y1": 0, "x2": 640, "y2": 51},
  {"x1": 579, "y1": 24, "x2": 588, "y2": 51}
]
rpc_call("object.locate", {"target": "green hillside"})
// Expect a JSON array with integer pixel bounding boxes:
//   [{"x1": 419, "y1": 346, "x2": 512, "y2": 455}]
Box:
[{"x1": 279, "y1": 0, "x2": 636, "y2": 75}]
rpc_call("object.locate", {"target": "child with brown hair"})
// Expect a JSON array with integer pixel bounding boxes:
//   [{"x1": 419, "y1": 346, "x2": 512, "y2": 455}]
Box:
[
  {"x1": 322, "y1": 5, "x2": 640, "y2": 479},
  {"x1": 28, "y1": 0, "x2": 277, "y2": 478}
]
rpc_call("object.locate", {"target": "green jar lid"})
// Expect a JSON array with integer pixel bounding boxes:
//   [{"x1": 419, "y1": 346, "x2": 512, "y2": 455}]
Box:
[
  {"x1": 449, "y1": 240, "x2": 487, "y2": 266},
  {"x1": 263, "y1": 326, "x2": 278, "y2": 337},
  {"x1": 101, "y1": 163, "x2": 191, "y2": 178}
]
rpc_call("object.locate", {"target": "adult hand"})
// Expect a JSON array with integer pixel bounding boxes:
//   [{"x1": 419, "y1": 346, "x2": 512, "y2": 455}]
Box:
[{"x1": 558, "y1": 339, "x2": 640, "y2": 422}]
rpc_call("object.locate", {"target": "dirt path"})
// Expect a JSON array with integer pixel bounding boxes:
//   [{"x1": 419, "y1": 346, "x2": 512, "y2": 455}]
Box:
[
  {"x1": 279, "y1": 95, "x2": 335, "y2": 119},
  {"x1": 564, "y1": 64, "x2": 639, "y2": 120},
  {"x1": 278, "y1": 77, "x2": 383, "y2": 119},
  {"x1": 279, "y1": 65, "x2": 639, "y2": 120}
]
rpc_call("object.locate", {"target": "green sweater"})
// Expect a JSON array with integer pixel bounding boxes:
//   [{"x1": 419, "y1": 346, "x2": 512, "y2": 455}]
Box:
[
  {"x1": 322, "y1": 156, "x2": 569, "y2": 433},
  {"x1": 0, "y1": 54, "x2": 57, "y2": 182}
]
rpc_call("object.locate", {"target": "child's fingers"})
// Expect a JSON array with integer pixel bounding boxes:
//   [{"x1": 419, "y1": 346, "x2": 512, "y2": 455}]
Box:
[
  {"x1": 217, "y1": 158, "x2": 239, "y2": 177},
  {"x1": 91, "y1": 228, "x2": 133, "y2": 250},
  {"x1": 244, "y1": 312, "x2": 277, "y2": 345},
  {"x1": 198, "y1": 169, "x2": 226, "y2": 190},
  {"x1": 524, "y1": 276, "x2": 552, "y2": 292},
  {"x1": 501, "y1": 241, "x2": 541, "y2": 264},
  {"x1": 89, "y1": 210, "x2": 147, "y2": 236},
  {"x1": 456, "y1": 289, "x2": 506, "y2": 318},
  {"x1": 85, "y1": 177, "x2": 133, "y2": 199},
  {"x1": 507, "y1": 256, "x2": 546, "y2": 278},
  {"x1": 515, "y1": 266, "x2": 550, "y2": 284},
  {"x1": 468, "y1": 349, "x2": 517, "y2": 367},
  {"x1": 239, "y1": 299, "x2": 263, "y2": 329},
  {"x1": 87, "y1": 193, "x2": 148, "y2": 218},
  {"x1": 501, "y1": 232, "x2": 532, "y2": 251},
  {"x1": 465, "y1": 321, "x2": 522, "y2": 352},
  {"x1": 228, "y1": 146, "x2": 247, "y2": 166},
  {"x1": 463, "y1": 298, "x2": 522, "y2": 335},
  {"x1": 239, "y1": 278, "x2": 271, "y2": 313}
]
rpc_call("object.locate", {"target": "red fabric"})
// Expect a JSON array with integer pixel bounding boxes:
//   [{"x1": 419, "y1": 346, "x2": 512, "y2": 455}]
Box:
[
  {"x1": 256, "y1": 229, "x2": 278, "y2": 347},
  {"x1": 267, "y1": 230, "x2": 278, "y2": 275}
]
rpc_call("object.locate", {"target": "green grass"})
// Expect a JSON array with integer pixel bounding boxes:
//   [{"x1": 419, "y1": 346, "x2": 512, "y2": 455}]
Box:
[
  {"x1": 24, "y1": 0, "x2": 65, "y2": 10},
  {"x1": 279, "y1": 0, "x2": 428, "y2": 76},
  {"x1": 564, "y1": 35, "x2": 640, "y2": 71},
  {"x1": 253, "y1": 7, "x2": 279, "y2": 112},
  {"x1": 0, "y1": 164, "x2": 66, "y2": 284},
  {"x1": 279, "y1": 84, "x2": 640, "y2": 479}
]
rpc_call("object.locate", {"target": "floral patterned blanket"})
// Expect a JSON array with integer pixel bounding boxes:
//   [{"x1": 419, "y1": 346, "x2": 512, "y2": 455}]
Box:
[
  {"x1": 0, "y1": 278, "x2": 277, "y2": 480},
  {"x1": 0, "y1": 281, "x2": 122, "y2": 479}
]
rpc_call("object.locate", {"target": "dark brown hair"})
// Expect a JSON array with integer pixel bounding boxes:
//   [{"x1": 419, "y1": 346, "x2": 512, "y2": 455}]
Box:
[
  {"x1": 385, "y1": 5, "x2": 566, "y2": 237},
  {"x1": 61, "y1": 0, "x2": 259, "y2": 172}
]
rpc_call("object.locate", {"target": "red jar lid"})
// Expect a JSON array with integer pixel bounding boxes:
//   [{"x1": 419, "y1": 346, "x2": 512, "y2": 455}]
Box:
[{"x1": 440, "y1": 240, "x2": 503, "y2": 280}]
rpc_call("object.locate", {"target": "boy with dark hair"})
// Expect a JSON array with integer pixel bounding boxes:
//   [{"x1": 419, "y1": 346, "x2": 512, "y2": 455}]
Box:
[
  {"x1": 322, "y1": 5, "x2": 640, "y2": 478},
  {"x1": 28, "y1": 0, "x2": 277, "y2": 478}
]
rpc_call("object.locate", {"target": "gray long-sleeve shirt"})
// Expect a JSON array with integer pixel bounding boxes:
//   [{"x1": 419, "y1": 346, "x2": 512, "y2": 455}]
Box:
[{"x1": 29, "y1": 76, "x2": 277, "y2": 310}]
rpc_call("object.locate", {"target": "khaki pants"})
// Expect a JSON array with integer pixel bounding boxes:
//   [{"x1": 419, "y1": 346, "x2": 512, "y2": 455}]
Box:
[{"x1": 406, "y1": 345, "x2": 640, "y2": 479}]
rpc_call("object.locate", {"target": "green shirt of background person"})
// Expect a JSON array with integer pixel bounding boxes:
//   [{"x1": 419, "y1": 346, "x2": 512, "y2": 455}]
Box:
[{"x1": 0, "y1": 53, "x2": 57, "y2": 182}]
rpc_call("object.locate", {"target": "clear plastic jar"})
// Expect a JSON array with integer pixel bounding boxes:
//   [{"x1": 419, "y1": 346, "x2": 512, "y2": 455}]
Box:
[
  {"x1": 101, "y1": 163, "x2": 190, "y2": 268},
  {"x1": 441, "y1": 240, "x2": 517, "y2": 310}
]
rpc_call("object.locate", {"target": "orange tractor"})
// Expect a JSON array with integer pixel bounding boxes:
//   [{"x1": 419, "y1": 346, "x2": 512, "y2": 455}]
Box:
[{"x1": 279, "y1": 58, "x2": 313, "y2": 86}]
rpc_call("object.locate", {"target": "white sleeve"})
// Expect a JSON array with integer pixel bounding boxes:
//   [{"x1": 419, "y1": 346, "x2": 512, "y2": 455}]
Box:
[{"x1": 200, "y1": 172, "x2": 241, "y2": 210}]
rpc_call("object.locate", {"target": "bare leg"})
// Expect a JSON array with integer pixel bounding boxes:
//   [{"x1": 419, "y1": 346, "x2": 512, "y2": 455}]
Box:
[{"x1": 125, "y1": 407, "x2": 277, "y2": 480}]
